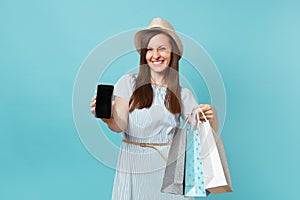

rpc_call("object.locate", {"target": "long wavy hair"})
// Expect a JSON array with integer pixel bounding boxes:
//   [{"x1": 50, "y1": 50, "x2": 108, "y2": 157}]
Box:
[{"x1": 129, "y1": 30, "x2": 182, "y2": 114}]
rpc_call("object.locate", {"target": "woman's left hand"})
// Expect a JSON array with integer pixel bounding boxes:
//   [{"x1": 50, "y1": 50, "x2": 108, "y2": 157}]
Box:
[
  {"x1": 197, "y1": 104, "x2": 218, "y2": 132},
  {"x1": 198, "y1": 104, "x2": 216, "y2": 122}
]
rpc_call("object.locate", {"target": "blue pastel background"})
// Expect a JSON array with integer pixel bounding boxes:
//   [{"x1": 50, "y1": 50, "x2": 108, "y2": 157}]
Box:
[{"x1": 1, "y1": 0, "x2": 300, "y2": 199}]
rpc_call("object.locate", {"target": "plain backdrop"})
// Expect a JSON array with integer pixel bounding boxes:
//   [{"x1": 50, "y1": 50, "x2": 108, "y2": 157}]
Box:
[{"x1": 1, "y1": 0, "x2": 300, "y2": 199}]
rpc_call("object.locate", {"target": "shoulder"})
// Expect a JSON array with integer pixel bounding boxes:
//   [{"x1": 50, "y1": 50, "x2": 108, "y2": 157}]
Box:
[
  {"x1": 180, "y1": 86, "x2": 198, "y2": 108},
  {"x1": 114, "y1": 74, "x2": 137, "y2": 101},
  {"x1": 116, "y1": 73, "x2": 137, "y2": 87},
  {"x1": 118, "y1": 73, "x2": 137, "y2": 81},
  {"x1": 117, "y1": 73, "x2": 137, "y2": 82},
  {"x1": 180, "y1": 87, "x2": 195, "y2": 100}
]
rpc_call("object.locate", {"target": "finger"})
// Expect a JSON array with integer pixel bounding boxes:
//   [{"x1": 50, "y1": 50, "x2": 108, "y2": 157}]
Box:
[
  {"x1": 199, "y1": 104, "x2": 212, "y2": 113},
  {"x1": 199, "y1": 113, "x2": 214, "y2": 119},
  {"x1": 198, "y1": 104, "x2": 208, "y2": 112},
  {"x1": 91, "y1": 96, "x2": 96, "y2": 101},
  {"x1": 204, "y1": 110, "x2": 214, "y2": 115},
  {"x1": 204, "y1": 104, "x2": 212, "y2": 112},
  {"x1": 203, "y1": 114, "x2": 214, "y2": 119},
  {"x1": 90, "y1": 107, "x2": 96, "y2": 115},
  {"x1": 199, "y1": 104, "x2": 210, "y2": 108},
  {"x1": 90, "y1": 101, "x2": 96, "y2": 107}
]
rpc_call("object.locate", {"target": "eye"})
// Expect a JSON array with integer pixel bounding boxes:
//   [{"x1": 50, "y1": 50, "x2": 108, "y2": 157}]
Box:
[
  {"x1": 159, "y1": 47, "x2": 166, "y2": 50},
  {"x1": 147, "y1": 48, "x2": 153, "y2": 51}
]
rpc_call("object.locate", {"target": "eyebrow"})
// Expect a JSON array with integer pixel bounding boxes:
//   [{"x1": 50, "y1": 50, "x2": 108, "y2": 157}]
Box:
[{"x1": 147, "y1": 45, "x2": 166, "y2": 48}]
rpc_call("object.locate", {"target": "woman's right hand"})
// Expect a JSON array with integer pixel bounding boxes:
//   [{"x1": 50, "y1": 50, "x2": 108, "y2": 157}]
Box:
[
  {"x1": 90, "y1": 96, "x2": 118, "y2": 127},
  {"x1": 90, "y1": 95, "x2": 127, "y2": 133},
  {"x1": 90, "y1": 96, "x2": 97, "y2": 116},
  {"x1": 90, "y1": 96, "x2": 113, "y2": 124}
]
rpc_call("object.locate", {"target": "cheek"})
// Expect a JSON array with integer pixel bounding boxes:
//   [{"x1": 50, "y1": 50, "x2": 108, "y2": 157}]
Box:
[
  {"x1": 163, "y1": 52, "x2": 171, "y2": 58},
  {"x1": 164, "y1": 53, "x2": 171, "y2": 64}
]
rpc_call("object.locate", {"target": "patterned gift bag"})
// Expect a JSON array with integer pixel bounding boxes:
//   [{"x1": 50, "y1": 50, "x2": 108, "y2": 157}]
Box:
[{"x1": 184, "y1": 112, "x2": 207, "y2": 197}]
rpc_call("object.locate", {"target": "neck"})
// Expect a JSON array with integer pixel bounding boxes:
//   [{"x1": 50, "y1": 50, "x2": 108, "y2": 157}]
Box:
[
  {"x1": 151, "y1": 77, "x2": 166, "y2": 87},
  {"x1": 150, "y1": 72, "x2": 166, "y2": 84}
]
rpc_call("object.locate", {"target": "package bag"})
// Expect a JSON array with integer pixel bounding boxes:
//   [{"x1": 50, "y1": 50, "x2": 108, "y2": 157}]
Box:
[
  {"x1": 197, "y1": 108, "x2": 233, "y2": 194},
  {"x1": 184, "y1": 110, "x2": 207, "y2": 197},
  {"x1": 161, "y1": 115, "x2": 190, "y2": 195}
]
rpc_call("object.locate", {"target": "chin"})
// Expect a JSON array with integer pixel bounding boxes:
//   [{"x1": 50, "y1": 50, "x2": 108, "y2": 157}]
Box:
[{"x1": 149, "y1": 65, "x2": 168, "y2": 72}]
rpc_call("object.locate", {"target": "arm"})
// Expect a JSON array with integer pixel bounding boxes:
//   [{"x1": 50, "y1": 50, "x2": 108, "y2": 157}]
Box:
[
  {"x1": 111, "y1": 96, "x2": 129, "y2": 132},
  {"x1": 102, "y1": 114, "x2": 122, "y2": 132},
  {"x1": 90, "y1": 96, "x2": 129, "y2": 133}
]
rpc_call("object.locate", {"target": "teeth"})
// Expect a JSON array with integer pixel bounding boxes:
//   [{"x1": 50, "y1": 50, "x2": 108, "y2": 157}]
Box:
[{"x1": 153, "y1": 61, "x2": 163, "y2": 64}]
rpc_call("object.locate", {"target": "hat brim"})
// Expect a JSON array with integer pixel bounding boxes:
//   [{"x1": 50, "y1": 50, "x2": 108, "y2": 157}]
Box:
[{"x1": 134, "y1": 27, "x2": 183, "y2": 56}]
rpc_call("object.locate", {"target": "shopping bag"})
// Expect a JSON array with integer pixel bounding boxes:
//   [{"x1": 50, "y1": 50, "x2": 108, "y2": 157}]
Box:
[
  {"x1": 161, "y1": 116, "x2": 190, "y2": 195},
  {"x1": 197, "y1": 108, "x2": 233, "y2": 194},
  {"x1": 184, "y1": 112, "x2": 207, "y2": 197}
]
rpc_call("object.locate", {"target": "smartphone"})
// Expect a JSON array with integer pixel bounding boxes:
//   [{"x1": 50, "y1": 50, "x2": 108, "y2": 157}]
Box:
[{"x1": 95, "y1": 84, "x2": 114, "y2": 119}]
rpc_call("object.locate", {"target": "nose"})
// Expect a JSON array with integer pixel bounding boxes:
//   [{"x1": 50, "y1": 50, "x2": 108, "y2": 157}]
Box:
[{"x1": 152, "y1": 49, "x2": 161, "y2": 59}]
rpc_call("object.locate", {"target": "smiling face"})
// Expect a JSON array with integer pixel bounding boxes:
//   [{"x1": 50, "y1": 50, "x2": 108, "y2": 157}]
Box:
[{"x1": 146, "y1": 33, "x2": 172, "y2": 76}]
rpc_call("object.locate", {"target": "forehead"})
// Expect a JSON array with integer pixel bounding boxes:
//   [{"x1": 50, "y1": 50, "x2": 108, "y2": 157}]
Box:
[{"x1": 147, "y1": 33, "x2": 171, "y2": 47}]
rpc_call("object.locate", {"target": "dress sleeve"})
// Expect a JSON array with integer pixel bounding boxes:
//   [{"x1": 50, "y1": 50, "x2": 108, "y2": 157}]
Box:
[
  {"x1": 113, "y1": 74, "x2": 136, "y2": 101},
  {"x1": 181, "y1": 87, "x2": 198, "y2": 121}
]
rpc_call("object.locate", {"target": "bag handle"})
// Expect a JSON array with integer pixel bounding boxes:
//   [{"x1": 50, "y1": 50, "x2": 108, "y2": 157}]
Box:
[
  {"x1": 185, "y1": 106, "x2": 209, "y2": 129},
  {"x1": 183, "y1": 112, "x2": 191, "y2": 128},
  {"x1": 198, "y1": 106, "x2": 208, "y2": 123},
  {"x1": 193, "y1": 106, "x2": 209, "y2": 125}
]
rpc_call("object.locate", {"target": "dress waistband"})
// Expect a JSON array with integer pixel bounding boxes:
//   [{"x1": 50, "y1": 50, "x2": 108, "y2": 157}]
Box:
[{"x1": 122, "y1": 139, "x2": 171, "y2": 162}]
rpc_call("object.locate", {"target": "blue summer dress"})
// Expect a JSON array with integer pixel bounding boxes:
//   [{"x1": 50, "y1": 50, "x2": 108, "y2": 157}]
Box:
[{"x1": 112, "y1": 74, "x2": 198, "y2": 200}]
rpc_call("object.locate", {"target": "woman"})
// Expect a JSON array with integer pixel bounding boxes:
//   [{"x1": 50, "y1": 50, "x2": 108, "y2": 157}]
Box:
[{"x1": 90, "y1": 18, "x2": 218, "y2": 200}]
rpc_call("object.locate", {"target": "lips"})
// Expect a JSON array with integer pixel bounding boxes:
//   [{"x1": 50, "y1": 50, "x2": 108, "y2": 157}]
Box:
[{"x1": 152, "y1": 60, "x2": 164, "y2": 65}]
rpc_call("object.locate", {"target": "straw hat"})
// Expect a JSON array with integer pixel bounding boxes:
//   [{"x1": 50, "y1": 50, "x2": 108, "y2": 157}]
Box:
[{"x1": 134, "y1": 17, "x2": 183, "y2": 56}]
